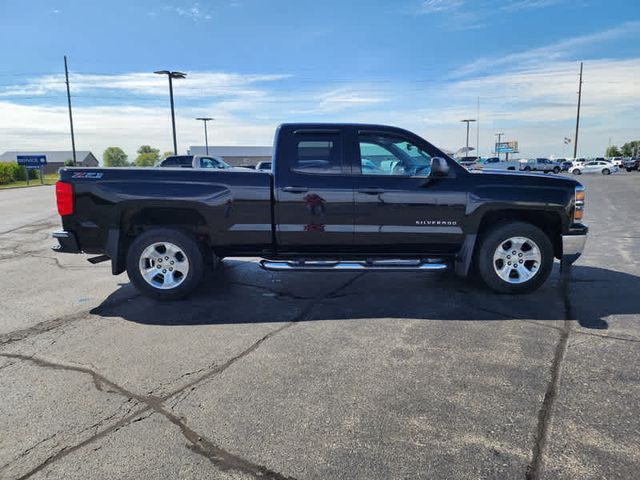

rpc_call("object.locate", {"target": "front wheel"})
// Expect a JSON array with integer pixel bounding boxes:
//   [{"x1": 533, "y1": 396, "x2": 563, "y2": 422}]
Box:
[
  {"x1": 553, "y1": 167, "x2": 561, "y2": 174},
  {"x1": 572, "y1": 169, "x2": 581, "y2": 175},
  {"x1": 475, "y1": 222, "x2": 554, "y2": 294},
  {"x1": 126, "y1": 228, "x2": 204, "y2": 301},
  {"x1": 602, "y1": 168, "x2": 611, "y2": 175}
]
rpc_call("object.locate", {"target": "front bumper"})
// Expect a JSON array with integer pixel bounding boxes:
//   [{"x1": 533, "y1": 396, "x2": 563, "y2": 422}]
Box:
[
  {"x1": 52, "y1": 231, "x2": 81, "y2": 254},
  {"x1": 562, "y1": 227, "x2": 588, "y2": 265}
]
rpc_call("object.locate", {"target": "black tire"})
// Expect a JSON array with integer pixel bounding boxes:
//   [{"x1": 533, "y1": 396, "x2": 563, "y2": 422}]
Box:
[
  {"x1": 573, "y1": 169, "x2": 581, "y2": 175},
  {"x1": 553, "y1": 167, "x2": 561, "y2": 174},
  {"x1": 475, "y1": 222, "x2": 554, "y2": 294},
  {"x1": 602, "y1": 168, "x2": 610, "y2": 175},
  {"x1": 126, "y1": 228, "x2": 204, "y2": 301},
  {"x1": 524, "y1": 166, "x2": 531, "y2": 171},
  {"x1": 627, "y1": 168, "x2": 633, "y2": 172}
]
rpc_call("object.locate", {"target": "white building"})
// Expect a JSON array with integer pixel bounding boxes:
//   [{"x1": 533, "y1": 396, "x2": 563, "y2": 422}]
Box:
[{"x1": 188, "y1": 146, "x2": 272, "y2": 167}]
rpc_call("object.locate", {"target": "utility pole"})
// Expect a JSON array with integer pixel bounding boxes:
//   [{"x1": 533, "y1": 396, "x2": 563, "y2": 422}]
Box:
[
  {"x1": 154, "y1": 70, "x2": 187, "y2": 155},
  {"x1": 476, "y1": 97, "x2": 480, "y2": 158},
  {"x1": 573, "y1": 62, "x2": 583, "y2": 159},
  {"x1": 495, "y1": 132, "x2": 504, "y2": 160},
  {"x1": 64, "y1": 56, "x2": 77, "y2": 166},
  {"x1": 461, "y1": 119, "x2": 476, "y2": 157},
  {"x1": 196, "y1": 117, "x2": 213, "y2": 155}
]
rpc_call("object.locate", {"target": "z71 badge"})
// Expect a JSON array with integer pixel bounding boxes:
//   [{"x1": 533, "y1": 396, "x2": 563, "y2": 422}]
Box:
[{"x1": 72, "y1": 172, "x2": 103, "y2": 179}]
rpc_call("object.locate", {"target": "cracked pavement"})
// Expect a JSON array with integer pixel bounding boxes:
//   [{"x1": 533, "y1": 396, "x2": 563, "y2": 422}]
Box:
[{"x1": 0, "y1": 176, "x2": 639, "y2": 479}]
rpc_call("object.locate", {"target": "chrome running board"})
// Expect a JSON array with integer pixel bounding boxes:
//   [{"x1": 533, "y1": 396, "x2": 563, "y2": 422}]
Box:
[{"x1": 259, "y1": 259, "x2": 448, "y2": 272}]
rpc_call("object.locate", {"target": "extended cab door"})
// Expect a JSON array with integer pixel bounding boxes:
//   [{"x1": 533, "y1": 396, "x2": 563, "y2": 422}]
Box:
[
  {"x1": 273, "y1": 127, "x2": 354, "y2": 252},
  {"x1": 350, "y1": 129, "x2": 466, "y2": 255}
]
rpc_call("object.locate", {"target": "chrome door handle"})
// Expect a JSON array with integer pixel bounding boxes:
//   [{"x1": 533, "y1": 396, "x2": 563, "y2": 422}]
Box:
[
  {"x1": 282, "y1": 186, "x2": 309, "y2": 193},
  {"x1": 357, "y1": 188, "x2": 385, "y2": 195}
]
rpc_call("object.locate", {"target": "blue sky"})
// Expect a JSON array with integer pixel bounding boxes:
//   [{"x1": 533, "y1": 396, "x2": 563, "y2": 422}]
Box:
[{"x1": 1, "y1": 0, "x2": 639, "y2": 160}]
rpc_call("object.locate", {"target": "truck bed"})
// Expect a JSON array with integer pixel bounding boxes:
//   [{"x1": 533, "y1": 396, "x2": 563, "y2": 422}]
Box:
[{"x1": 58, "y1": 167, "x2": 273, "y2": 255}]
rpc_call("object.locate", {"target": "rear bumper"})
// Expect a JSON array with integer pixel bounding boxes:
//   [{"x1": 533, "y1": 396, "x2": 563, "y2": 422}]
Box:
[
  {"x1": 52, "y1": 231, "x2": 81, "y2": 254},
  {"x1": 562, "y1": 225, "x2": 588, "y2": 265}
]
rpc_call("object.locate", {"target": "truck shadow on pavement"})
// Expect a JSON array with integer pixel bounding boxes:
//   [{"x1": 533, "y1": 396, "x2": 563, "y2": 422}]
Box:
[{"x1": 91, "y1": 262, "x2": 639, "y2": 331}]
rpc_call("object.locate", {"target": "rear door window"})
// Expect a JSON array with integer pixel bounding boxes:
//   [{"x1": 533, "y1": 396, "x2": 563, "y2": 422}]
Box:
[{"x1": 292, "y1": 133, "x2": 345, "y2": 175}]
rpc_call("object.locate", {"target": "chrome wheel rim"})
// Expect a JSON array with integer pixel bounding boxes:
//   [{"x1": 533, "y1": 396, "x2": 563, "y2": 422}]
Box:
[
  {"x1": 493, "y1": 236, "x2": 541, "y2": 284},
  {"x1": 138, "y1": 241, "x2": 189, "y2": 290}
]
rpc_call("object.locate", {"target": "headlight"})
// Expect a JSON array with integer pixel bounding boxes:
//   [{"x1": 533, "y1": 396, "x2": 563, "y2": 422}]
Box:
[{"x1": 574, "y1": 185, "x2": 585, "y2": 222}]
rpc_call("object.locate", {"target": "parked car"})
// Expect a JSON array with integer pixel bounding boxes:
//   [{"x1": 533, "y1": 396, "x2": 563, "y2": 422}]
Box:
[
  {"x1": 470, "y1": 157, "x2": 520, "y2": 171},
  {"x1": 158, "y1": 155, "x2": 232, "y2": 170},
  {"x1": 623, "y1": 157, "x2": 639, "y2": 172},
  {"x1": 560, "y1": 160, "x2": 573, "y2": 171},
  {"x1": 255, "y1": 160, "x2": 272, "y2": 171},
  {"x1": 456, "y1": 156, "x2": 479, "y2": 168},
  {"x1": 53, "y1": 122, "x2": 587, "y2": 300},
  {"x1": 609, "y1": 157, "x2": 624, "y2": 168},
  {"x1": 520, "y1": 158, "x2": 562, "y2": 173},
  {"x1": 569, "y1": 160, "x2": 618, "y2": 175}
]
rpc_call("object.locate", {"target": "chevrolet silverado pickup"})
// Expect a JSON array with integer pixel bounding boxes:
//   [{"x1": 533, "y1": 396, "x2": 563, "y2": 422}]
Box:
[{"x1": 53, "y1": 123, "x2": 588, "y2": 300}]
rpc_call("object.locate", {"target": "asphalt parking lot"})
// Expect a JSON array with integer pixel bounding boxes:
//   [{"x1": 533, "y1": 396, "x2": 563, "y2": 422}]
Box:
[{"x1": 0, "y1": 173, "x2": 638, "y2": 480}]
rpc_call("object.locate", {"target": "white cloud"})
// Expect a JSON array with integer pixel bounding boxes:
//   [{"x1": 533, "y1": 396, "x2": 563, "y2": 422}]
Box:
[
  {"x1": 0, "y1": 72, "x2": 291, "y2": 99},
  {"x1": 500, "y1": 0, "x2": 565, "y2": 11},
  {"x1": 413, "y1": 0, "x2": 571, "y2": 29},
  {"x1": 0, "y1": 53, "x2": 638, "y2": 161},
  {"x1": 160, "y1": 2, "x2": 212, "y2": 21},
  {"x1": 417, "y1": 0, "x2": 464, "y2": 14},
  {"x1": 451, "y1": 20, "x2": 640, "y2": 78}
]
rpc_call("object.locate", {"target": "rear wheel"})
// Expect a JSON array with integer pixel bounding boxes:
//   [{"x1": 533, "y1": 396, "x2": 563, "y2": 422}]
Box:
[
  {"x1": 553, "y1": 167, "x2": 561, "y2": 174},
  {"x1": 524, "y1": 166, "x2": 531, "y2": 171},
  {"x1": 126, "y1": 228, "x2": 204, "y2": 301},
  {"x1": 476, "y1": 222, "x2": 553, "y2": 294}
]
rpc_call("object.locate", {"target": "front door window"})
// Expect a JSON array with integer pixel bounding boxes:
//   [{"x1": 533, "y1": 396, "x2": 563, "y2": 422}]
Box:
[{"x1": 359, "y1": 133, "x2": 433, "y2": 177}]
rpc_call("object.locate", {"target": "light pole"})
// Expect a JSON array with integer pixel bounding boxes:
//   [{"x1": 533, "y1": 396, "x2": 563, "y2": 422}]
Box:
[
  {"x1": 461, "y1": 119, "x2": 476, "y2": 156},
  {"x1": 196, "y1": 117, "x2": 213, "y2": 155},
  {"x1": 495, "y1": 132, "x2": 504, "y2": 160},
  {"x1": 154, "y1": 70, "x2": 187, "y2": 155}
]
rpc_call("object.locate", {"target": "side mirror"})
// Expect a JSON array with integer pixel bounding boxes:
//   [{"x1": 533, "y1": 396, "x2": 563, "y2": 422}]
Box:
[{"x1": 430, "y1": 157, "x2": 450, "y2": 177}]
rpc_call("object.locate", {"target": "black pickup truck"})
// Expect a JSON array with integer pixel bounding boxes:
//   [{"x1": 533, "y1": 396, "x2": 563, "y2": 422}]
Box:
[{"x1": 53, "y1": 123, "x2": 587, "y2": 300}]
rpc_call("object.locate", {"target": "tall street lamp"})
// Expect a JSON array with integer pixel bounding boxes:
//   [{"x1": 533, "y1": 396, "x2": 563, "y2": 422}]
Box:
[
  {"x1": 495, "y1": 132, "x2": 504, "y2": 160},
  {"x1": 196, "y1": 117, "x2": 213, "y2": 155},
  {"x1": 154, "y1": 70, "x2": 187, "y2": 155},
  {"x1": 461, "y1": 119, "x2": 476, "y2": 156}
]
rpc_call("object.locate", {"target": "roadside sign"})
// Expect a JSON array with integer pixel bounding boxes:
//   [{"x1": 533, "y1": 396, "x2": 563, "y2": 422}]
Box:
[
  {"x1": 17, "y1": 155, "x2": 47, "y2": 169},
  {"x1": 16, "y1": 155, "x2": 47, "y2": 185},
  {"x1": 495, "y1": 141, "x2": 519, "y2": 153}
]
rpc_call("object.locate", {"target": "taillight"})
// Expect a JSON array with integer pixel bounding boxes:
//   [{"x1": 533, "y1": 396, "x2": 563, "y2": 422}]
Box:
[
  {"x1": 56, "y1": 181, "x2": 73, "y2": 216},
  {"x1": 574, "y1": 185, "x2": 585, "y2": 222}
]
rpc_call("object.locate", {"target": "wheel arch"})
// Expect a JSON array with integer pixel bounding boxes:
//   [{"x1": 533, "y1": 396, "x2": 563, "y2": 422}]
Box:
[
  {"x1": 477, "y1": 209, "x2": 563, "y2": 259},
  {"x1": 111, "y1": 207, "x2": 213, "y2": 275}
]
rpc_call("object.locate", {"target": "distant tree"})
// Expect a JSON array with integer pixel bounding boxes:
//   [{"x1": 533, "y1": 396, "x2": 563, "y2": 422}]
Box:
[
  {"x1": 103, "y1": 147, "x2": 129, "y2": 167},
  {"x1": 162, "y1": 151, "x2": 174, "y2": 160},
  {"x1": 134, "y1": 145, "x2": 160, "y2": 167},
  {"x1": 606, "y1": 146, "x2": 622, "y2": 157},
  {"x1": 621, "y1": 141, "x2": 640, "y2": 158},
  {"x1": 64, "y1": 159, "x2": 75, "y2": 167}
]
